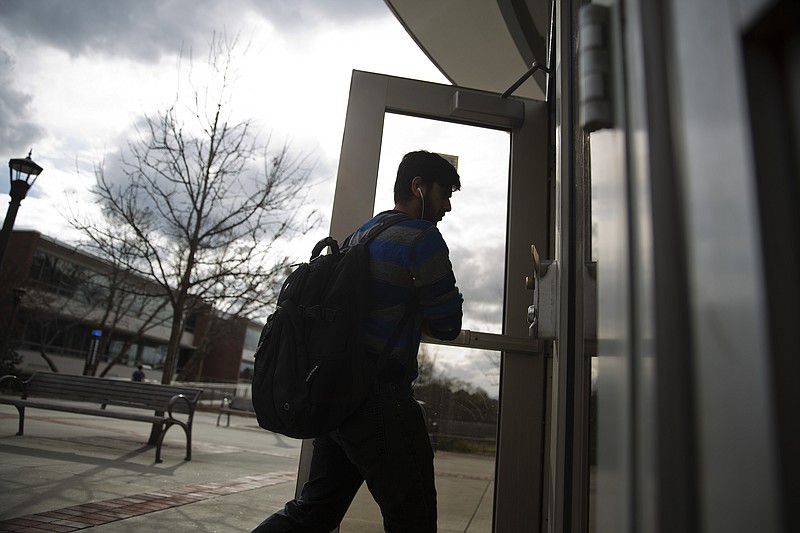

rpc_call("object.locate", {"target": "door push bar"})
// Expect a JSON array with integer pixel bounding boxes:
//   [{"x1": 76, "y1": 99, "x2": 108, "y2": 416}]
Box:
[{"x1": 422, "y1": 329, "x2": 542, "y2": 355}]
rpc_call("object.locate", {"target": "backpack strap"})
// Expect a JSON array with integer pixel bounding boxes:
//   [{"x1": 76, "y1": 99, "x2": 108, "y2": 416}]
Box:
[
  {"x1": 353, "y1": 211, "x2": 415, "y2": 376},
  {"x1": 310, "y1": 237, "x2": 340, "y2": 260},
  {"x1": 345, "y1": 211, "x2": 410, "y2": 248},
  {"x1": 310, "y1": 213, "x2": 407, "y2": 261}
]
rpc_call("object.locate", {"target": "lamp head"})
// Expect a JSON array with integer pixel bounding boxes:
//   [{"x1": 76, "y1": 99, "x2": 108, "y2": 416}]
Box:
[{"x1": 8, "y1": 150, "x2": 43, "y2": 188}]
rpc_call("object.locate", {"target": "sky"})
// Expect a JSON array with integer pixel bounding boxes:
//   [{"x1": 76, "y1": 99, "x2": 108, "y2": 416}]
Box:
[
  {"x1": 0, "y1": 0, "x2": 510, "y2": 396},
  {"x1": 0, "y1": 0, "x2": 447, "y2": 236}
]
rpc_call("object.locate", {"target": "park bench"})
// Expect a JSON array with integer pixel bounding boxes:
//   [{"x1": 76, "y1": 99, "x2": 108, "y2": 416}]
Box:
[
  {"x1": 0, "y1": 371, "x2": 203, "y2": 463},
  {"x1": 216, "y1": 396, "x2": 257, "y2": 427}
]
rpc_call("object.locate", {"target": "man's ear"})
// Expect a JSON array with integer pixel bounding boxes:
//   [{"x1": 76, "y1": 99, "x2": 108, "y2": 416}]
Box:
[{"x1": 411, "y1": 176, "x2": 424, "y2": 197}]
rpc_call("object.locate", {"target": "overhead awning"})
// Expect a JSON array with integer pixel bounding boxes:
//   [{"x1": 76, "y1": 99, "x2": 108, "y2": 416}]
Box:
[{"x1": 385, "y1": 0, "x2": 552, "y2": 101}]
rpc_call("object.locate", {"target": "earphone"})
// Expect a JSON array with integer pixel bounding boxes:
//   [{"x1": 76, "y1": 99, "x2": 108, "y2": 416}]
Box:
[{"x1": 417, "y1": 187, "x2": 425, "y2": 220}]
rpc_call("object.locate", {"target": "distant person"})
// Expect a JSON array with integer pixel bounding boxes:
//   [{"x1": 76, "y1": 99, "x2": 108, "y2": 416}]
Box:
[
  {"x1": 252, "y1": 150, "x2": 463, "y2": 533},
  {"x1": 132, "y1": 365, "x2": 145, "y2": 382}
]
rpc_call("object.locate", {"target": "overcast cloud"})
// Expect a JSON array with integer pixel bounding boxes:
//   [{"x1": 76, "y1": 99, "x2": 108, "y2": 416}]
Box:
[
  {"x1": 0, "y1": 0, "x2": 387, "y2": 60},
  {"x1": 0, "y1": 46, "x2": 44, "y2": 155},
  {"x1": 0, "y1": 0, "x2": 392, "y2": 170}
]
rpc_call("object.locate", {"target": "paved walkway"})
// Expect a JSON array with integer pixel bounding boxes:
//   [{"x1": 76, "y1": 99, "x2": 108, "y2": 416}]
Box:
[{"x1": 0, "y1": 404, "x2": 494, "y2": 532}]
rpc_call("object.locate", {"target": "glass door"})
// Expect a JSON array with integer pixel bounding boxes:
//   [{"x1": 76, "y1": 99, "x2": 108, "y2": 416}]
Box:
[
  {"x1": 300, "y1": 71, "x2": 550, "y2": 532},
  {"x1": 344, "y1": 115, "x2": 507, "y2": 532}
]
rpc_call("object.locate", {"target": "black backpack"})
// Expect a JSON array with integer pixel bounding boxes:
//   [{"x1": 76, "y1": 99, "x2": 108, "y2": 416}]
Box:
[{"x1": 251, "y1": 212, "x2": 410, "y2": 439}]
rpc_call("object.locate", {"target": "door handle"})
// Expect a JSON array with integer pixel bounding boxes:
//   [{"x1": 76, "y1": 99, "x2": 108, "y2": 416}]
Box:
[{"x1": 526, "y1": 244, "x2": 558, "y2": 340}]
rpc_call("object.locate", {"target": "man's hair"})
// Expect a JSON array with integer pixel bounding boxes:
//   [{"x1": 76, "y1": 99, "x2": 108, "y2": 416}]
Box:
[{"x1": 393, "y1": 150, "x2": 461, "y2": 204}]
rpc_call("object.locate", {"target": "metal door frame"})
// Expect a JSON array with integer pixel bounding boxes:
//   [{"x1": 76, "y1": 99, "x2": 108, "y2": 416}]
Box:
[{"x1": 300, "y1": 70, "x2": 551, "y2": 531}]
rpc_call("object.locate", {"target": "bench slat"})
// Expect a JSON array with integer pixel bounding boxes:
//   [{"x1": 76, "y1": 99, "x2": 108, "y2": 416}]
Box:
[
  {"x1": 23, "y1": 374, "x2": 201, "y2": 411},
  {"x1": 1, "y1": 398, "x2": 163, "y2": 424}
]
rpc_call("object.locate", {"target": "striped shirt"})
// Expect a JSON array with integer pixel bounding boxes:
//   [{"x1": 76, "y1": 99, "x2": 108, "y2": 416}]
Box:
[{"x1": 350, "y1": 211, "x2": 463, "y2": 382}]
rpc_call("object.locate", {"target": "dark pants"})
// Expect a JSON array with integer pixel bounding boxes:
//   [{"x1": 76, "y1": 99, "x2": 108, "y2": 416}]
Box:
[{"x1": 252, "y1": 382, "x2": 437, "y2": 533}]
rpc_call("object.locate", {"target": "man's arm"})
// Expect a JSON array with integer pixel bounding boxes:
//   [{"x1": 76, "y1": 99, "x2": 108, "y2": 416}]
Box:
[{"x1": 413, "y1": 227, "x2": 463, "y2": 341}]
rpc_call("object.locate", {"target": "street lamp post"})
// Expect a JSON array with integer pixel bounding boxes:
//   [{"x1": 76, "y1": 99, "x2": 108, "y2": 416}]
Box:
[
  {"x1": 0, "y1": 288, "x2": 26, "y2": 371},
  {"x1": 0, "y1": 151, "x2": 43, "y2": 269}
]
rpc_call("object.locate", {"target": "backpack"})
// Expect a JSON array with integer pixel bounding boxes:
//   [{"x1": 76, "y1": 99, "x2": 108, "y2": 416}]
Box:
[{"x1": 251, "y1": 212, "x2": 410, "y2": 439}]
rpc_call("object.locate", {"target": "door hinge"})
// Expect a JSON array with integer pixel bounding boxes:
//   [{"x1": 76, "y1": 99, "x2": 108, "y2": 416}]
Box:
[{"x1": 579, "y1": 4, "x2": 613, "y2": 132}]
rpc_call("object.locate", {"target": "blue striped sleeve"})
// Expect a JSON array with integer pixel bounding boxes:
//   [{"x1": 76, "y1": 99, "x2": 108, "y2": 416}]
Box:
[{"x1": 411, "y1": 226, "x2": 463, "y2": 340}]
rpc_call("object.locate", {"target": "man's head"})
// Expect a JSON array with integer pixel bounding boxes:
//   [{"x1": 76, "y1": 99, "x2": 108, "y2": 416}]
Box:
[{"x1": 393, "y1": 150, "x2": 461, "y2": 224}]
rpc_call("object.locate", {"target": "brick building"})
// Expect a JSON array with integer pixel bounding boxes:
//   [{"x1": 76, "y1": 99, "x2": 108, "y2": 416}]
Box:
[{"x1": 0, "y1": 230, "x2": 260, "y2": 383}]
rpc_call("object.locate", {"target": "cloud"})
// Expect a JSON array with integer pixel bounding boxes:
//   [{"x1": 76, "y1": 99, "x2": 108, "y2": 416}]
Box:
[
  {"x1": 0, "y1": 0, "x2": 265, "y2": 63},
  {"x1": 0, "y1": 0, "x2": 396, "y2": 188},
  {"x1": 449, "y1": 242, "x2": 505, "y2": 332},
  {"x1": 0, "y1": 0, "x2": 388, "y2": 63},
  {"x1": 0, "y1": 46, "x2": 46, "y2": 170},
  {"x1": 422, "y1": 344, "x2": 501, "y2": 398},
  {"x1": 1, "y1": 0, "x2": 199, "y2": 62},
  {"x1": 250, "y1": 0, "x2": 388, "y2": 32}
]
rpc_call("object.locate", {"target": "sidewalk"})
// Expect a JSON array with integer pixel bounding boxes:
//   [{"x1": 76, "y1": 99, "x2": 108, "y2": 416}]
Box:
[{"x1": 0, "y1": 404, "x2": 494, "y2": 532}]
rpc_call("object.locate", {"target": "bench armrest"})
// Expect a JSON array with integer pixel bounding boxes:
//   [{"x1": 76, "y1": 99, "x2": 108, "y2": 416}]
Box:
[
  {"x1": 0, "y1": 375, "x2": 25, "y2": 397},
  {"x1": 166, "y1": 394, "x2": 196, "y2": 425}
]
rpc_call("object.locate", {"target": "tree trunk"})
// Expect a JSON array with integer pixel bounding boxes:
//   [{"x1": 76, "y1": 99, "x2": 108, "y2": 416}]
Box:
[
  {"x1": 38, "y1": 349, "x2": 59, "y2": 372},
  {"x1": 161, "y1": 308, "x2": 185, "y2": 385},
  {"x1": 149, "y1": 307, "x2": 185, "y2": 445},
  {"x1": 176, "y1": 351, "x2": 205, "y2": 382}
]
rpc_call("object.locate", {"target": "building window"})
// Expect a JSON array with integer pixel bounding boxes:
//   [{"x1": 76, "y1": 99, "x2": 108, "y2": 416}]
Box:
[
  {"x1": 239, "y1": 361, "x2": 254, "y2": 381},
  {"x1": 243, "y1": 325, "x2": 261, "y2": 352},
  {"x1": 29, "y1": 251, "x2": 83, "y2": 298},
  {"x1": 138, "y1": 343, "x2": 167, "y2": 369}
]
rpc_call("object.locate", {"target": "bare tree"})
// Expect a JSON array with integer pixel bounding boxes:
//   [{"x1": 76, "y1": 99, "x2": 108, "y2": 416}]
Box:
[
  {"x1": 65, "y1": 215, "x2": 175, "y2": 377},
  {"x1": 88, "y1": 33, "x2": 316, "y2": 384},
  {"x1": 86, "y1": 274, "x2": 172, "y2": 378}
]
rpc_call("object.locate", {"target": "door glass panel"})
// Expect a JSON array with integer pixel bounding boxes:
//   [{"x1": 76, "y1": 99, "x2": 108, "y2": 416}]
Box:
[{"x1": 340, "y1": 113, "x2": 509, "y2": 532}]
